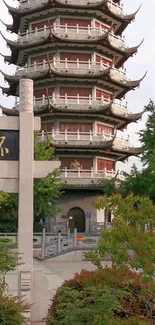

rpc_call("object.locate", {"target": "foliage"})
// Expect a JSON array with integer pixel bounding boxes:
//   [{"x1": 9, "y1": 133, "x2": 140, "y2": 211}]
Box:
[
  {"x1": 47, "y1": 284, "x2": 123, "y2": 325},
  {"x1": 46, "y1": 267, "x2": 154, "y2": 325},
  {"x1": 0, "y1": 288, "x2": 27, "y2": 325},
  {"x1": 139, "y1": 99, "x2": 155, "y2": 166},
  {"x1": 46, "y1": 193, "x2": 155, "y2": 325},
  {"x1": 0, "y1": 239, "x2": 27, "y2": 325},
  {"x1": 100, "y1": 164, "x2": 153, "y2": 200},
  {"x1": 102, "y1": 177, "x2": 119, "y2": 196},
  {"x1": 0, "y1": 194, "x2": 18, "y2": 232},
  {"x1": 34, "y1": 132, "x2": 55, "y2": 161},
  {"x1": 101, "y1": 100, "x2": 155, "y2": 200},
  {"x1": 34, "y1": 169, "x2": 62, "y2": 223},
  {"x1": 0, "y1": 239, "x2": 19, "y2": 274},
  {"x1": 0, "y1": 133, "x2": 62, "y2": 231},
  {"x1": 33, "y1": 133, "x2": 62, "y2": 223},
  {"x1": 86, "y1": 194, "x2": 155, "y2": 278}
]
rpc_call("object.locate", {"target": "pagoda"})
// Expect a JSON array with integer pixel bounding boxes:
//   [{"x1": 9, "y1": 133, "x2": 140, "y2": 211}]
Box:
[{"x1": 0, "y1": 0, "x2": 145, "y2": 233}]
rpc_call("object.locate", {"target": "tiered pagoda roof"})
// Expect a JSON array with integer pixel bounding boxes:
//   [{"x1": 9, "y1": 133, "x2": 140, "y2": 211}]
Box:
[
  {"x1": 0, "y1": 61, "x2": 146, "y2": 99},
  {"x1": 0, "y1": 100, "x2": 144, "y2": 131},
  {"x1": 0, "y1": 24, "x2": 144, "y2": 68},
  {"x1": 2, "y1": 0, "x2": 141, "y2": 35},
  {"x1": 0, "y1": 0, "x2": 145, "y2": 166}
]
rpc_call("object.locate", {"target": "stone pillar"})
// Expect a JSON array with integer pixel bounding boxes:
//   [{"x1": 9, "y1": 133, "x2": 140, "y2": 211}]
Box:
[{"x1": 18, "y1": 79, "x2": 34, "y2": 322}]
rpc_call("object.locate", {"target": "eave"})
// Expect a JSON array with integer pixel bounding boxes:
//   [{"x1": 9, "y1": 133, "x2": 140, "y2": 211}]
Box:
[
  {"x1": 0, "y1": 30, "x2": 50, "y2": 65},
  {"x1": 54, "y1": 139, "x2": 114, "y2": 150},
  {"x1": 55, "y1": 145, "x2": 142, "y2": 161},
  {"x1": 1, "y1": 71, "x2": 146, "y2": 99},
  {"x1": 0, "y1": 103, "x2": 144, "y2": 131},
  {"x1": 2, "y1": 0, "x2": 50, "y2": 34},
  {"x1": 62, "y1": 183, "x2": 105, "y2": 190},
  {"x1": 111, "y1": 146, "x2": 142, "y2": 161},
  {"x1": 3, "y1": 0, "x2": 140, "y2": 36},
  {"x1": 5, "y1": 8, "x2": 131, "y2": 36},
  {"x1": 1, "y1": 37, "x2": 142, "y2": 69}
]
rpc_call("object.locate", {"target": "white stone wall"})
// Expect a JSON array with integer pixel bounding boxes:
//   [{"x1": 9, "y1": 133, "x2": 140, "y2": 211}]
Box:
[{"x1": 55, "y1": 195, "x2": 98, "y2": 232}]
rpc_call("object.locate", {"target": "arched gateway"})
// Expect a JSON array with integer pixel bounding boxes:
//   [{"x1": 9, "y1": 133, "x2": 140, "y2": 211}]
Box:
[{"x1": 68, "y1": 207, "x2": 85, "y2": 233}]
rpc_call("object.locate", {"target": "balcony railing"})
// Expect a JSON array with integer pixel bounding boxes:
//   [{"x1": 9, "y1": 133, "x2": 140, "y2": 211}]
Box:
[
  {"x1": 15, "y1": 94, "x2": 128, "y2": 115},
  {"x1": 16, "y1": 59, "x2": 127, "y2": 82},
  {"x1": 40, "y1": 130, "x2": 129, "y2": 149},
  {"x1": 108, "y1": 0, "x2": 124, "y2": 17},
  {"x1": 61, "y1": 167, "x2": 125, "y2": 181},
  {"x1": 19, "y1": 0, "x2": 124, "y2": 18},
  {"x1": 16, "y1": 59, "x2": 110, "y2": 75},
  {"x1": 35, "y1": 95, "x2": 128, "y2": 115},
  {"x1": 17, "y1": 24, "x2": 125, "y2": 50}
]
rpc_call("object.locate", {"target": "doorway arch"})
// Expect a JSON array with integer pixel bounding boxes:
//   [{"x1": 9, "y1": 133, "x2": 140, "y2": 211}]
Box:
[{"x1": 68, "y1": 207, "x2": 85, "y2": 233}]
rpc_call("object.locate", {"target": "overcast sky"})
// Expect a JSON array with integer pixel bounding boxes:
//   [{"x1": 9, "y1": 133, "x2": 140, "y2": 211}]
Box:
[{"x1": 0, "y1": 0, "x2": 154, "y2": 172}]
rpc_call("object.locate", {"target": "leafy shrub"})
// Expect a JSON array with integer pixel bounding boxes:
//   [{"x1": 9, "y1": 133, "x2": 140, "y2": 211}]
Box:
[
  {"x1": 0, "y1": 239, "x2": 27, "y2": 325},
  {"x1": 0, "y1": 286, "x2": 27, "y2": 325},
  {"x1": 46, "y1": 267, "x2": 154, "y2": 325}
]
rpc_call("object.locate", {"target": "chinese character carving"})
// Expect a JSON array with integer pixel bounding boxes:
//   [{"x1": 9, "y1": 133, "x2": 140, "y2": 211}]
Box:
[{"x1": 0, "y1": 136, "x2": 9, "y2": 157}]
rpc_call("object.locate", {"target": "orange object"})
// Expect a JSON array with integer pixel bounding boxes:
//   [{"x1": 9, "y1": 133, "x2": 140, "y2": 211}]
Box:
[{"x1": 77, "y1": 236, "x2": 83, "y2": 242}]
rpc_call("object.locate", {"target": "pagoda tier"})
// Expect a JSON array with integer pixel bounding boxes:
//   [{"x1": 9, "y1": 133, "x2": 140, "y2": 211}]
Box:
[
  {"x1": 0, "y1": 65, "x2": 146, "y2": 99},
  {"x1": 54, "y1": 145, "x2": 141, "y2": 161},
  {"x1": 0, "y1": 0, "x2": 145, "y2": 233},
  {"x1": 3, "y1": 0, "x2": 141, "y2": 36},
  {"x1": 0, "y1": 26, "x2": 144, "y2": 67},
  {"x1": 0, "y1": 102, "x2": 143, "y2": 130}
]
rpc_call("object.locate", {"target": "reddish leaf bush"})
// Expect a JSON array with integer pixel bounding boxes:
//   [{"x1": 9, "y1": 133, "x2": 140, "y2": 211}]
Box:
[{"x1": 47, "y1": 267, "x2": 155, "y2": 325}]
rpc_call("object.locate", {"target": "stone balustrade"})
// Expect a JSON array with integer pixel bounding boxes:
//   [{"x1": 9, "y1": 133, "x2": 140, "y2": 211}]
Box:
[
  {"x1": 14, "y1": 94, "x2": 128, "y2": 116},
  {"x1": 39, "y1": 129, "x2": 129, "y2": 149},
  {"x1": 17, "y1": 24, "x2": 125, "y2": 51}
]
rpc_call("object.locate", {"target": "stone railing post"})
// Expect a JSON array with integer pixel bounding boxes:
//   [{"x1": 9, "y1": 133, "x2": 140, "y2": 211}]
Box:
[
  {"x1": 41, "y1": 227, "x2": 46, "y2": 260},
  {"x1": 73, "y1": 228, "x2": 77, "y2": 248},
  {"x1": 58, "y1": 233, "x2": 61, "y2": 254}
]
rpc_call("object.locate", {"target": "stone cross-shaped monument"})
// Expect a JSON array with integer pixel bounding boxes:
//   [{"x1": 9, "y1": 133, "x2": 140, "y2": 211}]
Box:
[{"x1": 0, "y1": 79, "x2": 60, "y2": 323}]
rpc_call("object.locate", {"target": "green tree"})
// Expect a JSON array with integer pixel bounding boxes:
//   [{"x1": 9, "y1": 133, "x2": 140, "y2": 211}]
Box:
[
  {"x1": 87, "y1": 193, "x2": 155, "y2": 278},
  {"x1": 0, "y1": 239, "x2": 18, "y2": 274},
  {"x1": 139, "y1": 99, "x2": 155, "y2": 166},
  {"x1": 100, "y1": 100, "x2": 155, "y2": 199},
  {"x1": 0, "y1": 194, "x2": 18, "y2": 232},
  {"x1": 33, "y1": 134, "x2": 62, "y2": 224},
  {"x1": 0, "y1": 134, "x2": 62, "y2": 232}
]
